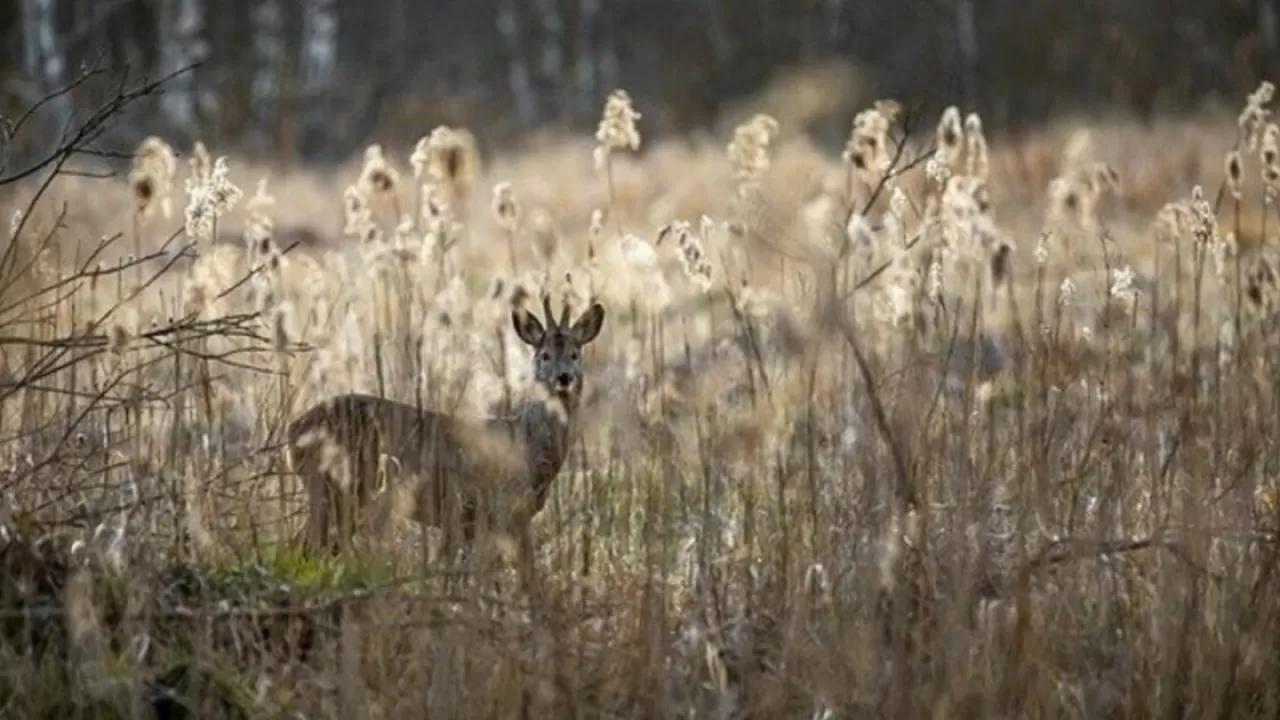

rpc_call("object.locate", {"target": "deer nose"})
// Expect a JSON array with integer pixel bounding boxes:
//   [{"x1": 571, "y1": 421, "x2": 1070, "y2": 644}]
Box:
[{"x1": 556, "y1": 372, "x2": 574, "y2": 388}]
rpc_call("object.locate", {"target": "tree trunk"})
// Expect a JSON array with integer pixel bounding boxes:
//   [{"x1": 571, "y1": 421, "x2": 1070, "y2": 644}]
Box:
[
  {"x1": 953, "y1": 0, "x2": 979, "y2": 110},
  {"x1": 156, "y1": 0, "x2": 206, "y2": 141},
  {"x1": 575, "y1": 0, "x2": 601, "y2": 121},
  {"x1": 497, "y1": 0, "x2": 538, "y2": 128},
  {"x1": 21, "y1": 0, "x2": 70, "y2": 119},
  {"x1": 533, "y1": 0, "x2": 565, "y2": 123},
  {"x1": 300, "y1": 0, "x2": 339, "y2": 147},
  {"x1": 249, "y1": 0, "x2": 283, "y2": 154}
]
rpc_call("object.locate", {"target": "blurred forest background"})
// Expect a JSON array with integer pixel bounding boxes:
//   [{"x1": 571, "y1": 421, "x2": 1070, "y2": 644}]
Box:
[{"x1": 0, "y1": 0, "x2": 1277, "y2": 168}]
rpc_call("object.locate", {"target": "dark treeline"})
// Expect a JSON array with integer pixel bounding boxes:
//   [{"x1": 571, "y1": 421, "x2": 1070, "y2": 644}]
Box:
[{"x1": 0, "y1": 0, "x2": 1275, "y2": 167}]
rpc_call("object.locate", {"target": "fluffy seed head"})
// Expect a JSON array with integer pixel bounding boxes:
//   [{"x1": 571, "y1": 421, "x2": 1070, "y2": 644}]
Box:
[
  {"x1": 1109, "y1": 265, "x2": 1138, "y2": 304},
  {"x1": 663, "y1": 219, "x2": 714, "y2": 292},
  {"x1": 843, "y1": 106, "x2": 891, "y2": 175},
  {"x1": 129, "y1": 137, "x2": 177, "y2": 219},
  {"x1": 492, "y1": 181, "x2": 520, "y2": 231},
  {"x1": 183, "y1": 156, "x2": 242, "y2": 242},
  {"x1": 1240, "y1": 81, "x2": 1275, "y2": 151},
  {"x1": 1226, "y1": 150, "x2": 1244, "y2": 200},
  {"x1": 728, "y1": 114, "x2": 780, "y2": 189},
  {"x1": 1262, "y1": 124, "x2": 1280, "y2": 166},
  {"x1": 964, "y1": 113, "x2": 989, "y2": 181},
  {"x1": 411, "y1": 126, "x2": 481, "y2": 197},
  {"x1": 937, "y1": 106, "x2": 964, "y2": 168},
  {"x1": 1261, "y1": 124, "x2": 1280, "y2": 197},
  {"x1": 595, "y1": 90, "x2": 642, "y2": 167},
  {"x1": 358, "y1": 144, "x2": 401, "y2": 197}
]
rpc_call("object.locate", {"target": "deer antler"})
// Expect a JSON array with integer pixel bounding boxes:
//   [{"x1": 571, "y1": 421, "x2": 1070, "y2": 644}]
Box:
[
  {"x1": 541, "y1": 292, "x2": 559, "y2": 330},
  {"x1": 558, "y1": 296, "x2": 572, "y2": 328}
]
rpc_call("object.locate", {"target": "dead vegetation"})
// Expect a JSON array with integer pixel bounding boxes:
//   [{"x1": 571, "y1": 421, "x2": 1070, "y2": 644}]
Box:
[{"x1": 2, "y1": 64, "x2": 1280, "y2": 719}]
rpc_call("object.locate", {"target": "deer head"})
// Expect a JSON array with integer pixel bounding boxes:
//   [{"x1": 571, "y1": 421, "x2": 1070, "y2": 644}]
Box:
[{"x1": 512, "y1": 295, "x2": 605, "y2": 402}]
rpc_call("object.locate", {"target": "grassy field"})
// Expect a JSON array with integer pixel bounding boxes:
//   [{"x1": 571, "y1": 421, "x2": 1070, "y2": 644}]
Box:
[{"x1": 1, "y1": 83, "x2": 1279, "y2": 718}]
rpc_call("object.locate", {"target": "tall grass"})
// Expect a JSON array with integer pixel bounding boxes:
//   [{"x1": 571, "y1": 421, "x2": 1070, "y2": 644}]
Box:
[{"x1": 2, "y1": 83, "x2": 1280, "y2": 719}]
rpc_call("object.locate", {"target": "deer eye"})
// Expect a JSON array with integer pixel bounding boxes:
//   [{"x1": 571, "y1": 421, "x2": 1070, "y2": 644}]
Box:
[
  {"x1": 569, "y1": 350, "x2": 579, "y2": 361},
  {"x1": 539, "y1": 351, "x2": 552, "y2": 363}
]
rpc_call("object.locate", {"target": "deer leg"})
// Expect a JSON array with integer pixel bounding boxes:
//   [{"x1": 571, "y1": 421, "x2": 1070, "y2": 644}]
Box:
[
  {"x1": 517, "y1": 525, "x2": 543, "y2": 622},
  {"x1": 458, "y1": 501, "x2": 478, "y2": 571},
  {"x1": 301, "y1": 472, "x2": 332, "y2": 555},
  {"x1": 334, "y1": 482, "x2": 357, "y2": 555},
  {"x1": 334, "y1": 443, "x2": 377, "y2": 555},
  {"x1": 324, "y1": 479, "x2": 345, "y2": 556}
]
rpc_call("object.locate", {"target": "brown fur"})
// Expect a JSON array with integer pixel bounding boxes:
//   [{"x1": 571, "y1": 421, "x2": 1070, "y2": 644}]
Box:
[{"x1": 285, "y1": 298, "x2": 606, "y2": 561}]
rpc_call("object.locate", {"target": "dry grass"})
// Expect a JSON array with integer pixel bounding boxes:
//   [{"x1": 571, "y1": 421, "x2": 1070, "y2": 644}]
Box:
[{"x1": 2, "y1": 83, "x2": 1280, "y2": 719}]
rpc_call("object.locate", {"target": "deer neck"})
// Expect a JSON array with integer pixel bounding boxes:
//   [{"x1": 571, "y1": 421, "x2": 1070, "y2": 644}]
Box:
[{"x1": 513, "y1": 392, "x2": 576, "y2": 513}]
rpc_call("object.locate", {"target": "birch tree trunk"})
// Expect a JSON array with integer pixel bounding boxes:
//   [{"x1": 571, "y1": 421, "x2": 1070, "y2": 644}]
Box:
[
  {"x1": 497, "y1": 0, "x2": 537, "y2": 128},
  {"x1": 157, "y1": 0, "x2": 206, "y2": 135},
  {"x1": 953, "y1": 0, "x2": 979, "y2": 110},
  {"x1": 20, "y1": 0, "x2": 71, "y2": 129},
  {"x1": 533, "y1": 0, "x2": 564, "y2": 121},
  {"x1": 575, "y1": 0, "x2": 600, "y2": 120},
  {"x1": 300, "y1": 0, "x2": 338, "y2": 142},
  {"x1": 250, "y1": 0, "x2": 284, "y2": 150}
]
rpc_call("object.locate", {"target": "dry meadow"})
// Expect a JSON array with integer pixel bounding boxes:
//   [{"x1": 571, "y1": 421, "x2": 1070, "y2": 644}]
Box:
[{"x1": 2, "y1": 83, "x2": 1280, "y2": 718}]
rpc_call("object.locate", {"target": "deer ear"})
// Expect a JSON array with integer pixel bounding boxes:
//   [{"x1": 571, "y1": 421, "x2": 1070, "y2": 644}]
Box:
[
  {"x1": 570, "y1": 302, "x2": 605, "y2": 345},
  {"x1": 512, "y1": 307, "x2": 545, "y2": 346}
]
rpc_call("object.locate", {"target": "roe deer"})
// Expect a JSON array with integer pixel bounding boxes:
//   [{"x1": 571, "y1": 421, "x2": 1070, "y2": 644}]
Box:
[{"x1": 285, "y1": 294, "x2": 605, "y2": 562}]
